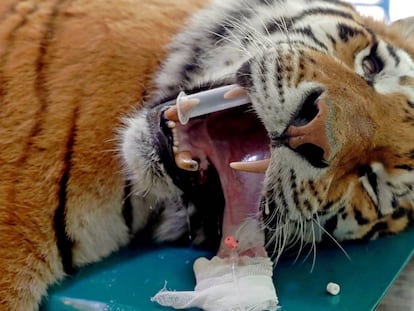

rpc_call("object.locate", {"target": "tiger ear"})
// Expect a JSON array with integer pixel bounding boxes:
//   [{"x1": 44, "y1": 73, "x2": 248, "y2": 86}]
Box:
[{"x1": 389, "y1": 16, "x2": 414, "y2": 41}]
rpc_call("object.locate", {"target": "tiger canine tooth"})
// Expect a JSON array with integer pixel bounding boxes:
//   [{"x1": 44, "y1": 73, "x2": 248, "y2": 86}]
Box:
[
  {"x1": 229, "y1": 159, "x2": 270, "y2": 173},
  {"x1": 223, "y1": 86, "x2": 248, "y2": 99},
  {"x1": 175, "y1": 151, "x2": 199, "y2": 171},
  {"x1": 164, "y1": 105, "x2": 179, "y2": 121}
]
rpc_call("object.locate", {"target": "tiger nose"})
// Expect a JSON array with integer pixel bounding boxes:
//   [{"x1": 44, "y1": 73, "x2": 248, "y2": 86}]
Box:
[{"x1": 286, "y1": 99, "x2": 331, "y2": 161}]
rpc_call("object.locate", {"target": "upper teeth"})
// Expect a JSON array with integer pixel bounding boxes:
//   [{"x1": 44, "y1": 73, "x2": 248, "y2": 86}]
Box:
[
  {"x1": 167, "y1": 120, "x2": 176, "y2": 129},
  {"x1": 164, "y1": 105, "x2": 179, "y2": 122},
  {"x1": 164, "y1": 106, "x2": 199, "y2": 172},
  {"x1": 164, "y1": 98, "x2": 270, "y2": 174}
]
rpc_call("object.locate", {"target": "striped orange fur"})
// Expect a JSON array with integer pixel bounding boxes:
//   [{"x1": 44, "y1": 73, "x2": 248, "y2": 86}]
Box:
[{"x1": 0, "y1": 0, "x2": 206, "y2": 309}]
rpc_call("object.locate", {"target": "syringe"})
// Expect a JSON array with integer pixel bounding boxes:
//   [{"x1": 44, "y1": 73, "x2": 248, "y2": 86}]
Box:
[{"x1": 163, "y1": 84, "x2": 250, "y2": 125}]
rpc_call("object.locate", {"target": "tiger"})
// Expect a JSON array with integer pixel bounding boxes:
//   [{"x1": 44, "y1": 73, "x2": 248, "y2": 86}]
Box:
[{"x1": 0, "y1": 0, "x2": 413, "y2": 310}]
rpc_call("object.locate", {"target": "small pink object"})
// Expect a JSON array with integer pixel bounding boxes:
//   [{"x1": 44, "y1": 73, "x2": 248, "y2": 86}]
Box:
[{"x1": 224, "y1": 236, "x2": 239, "y2": 251}]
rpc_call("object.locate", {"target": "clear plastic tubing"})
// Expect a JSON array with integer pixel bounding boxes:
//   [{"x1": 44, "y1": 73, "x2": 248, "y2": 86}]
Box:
[{"x1": 164, "y1": 84, "x2": 250, "y2": 125}]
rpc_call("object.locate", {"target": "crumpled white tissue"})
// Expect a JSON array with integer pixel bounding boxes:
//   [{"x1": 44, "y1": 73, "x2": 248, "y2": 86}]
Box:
[{"x1": 151, "y1": 255, "x2": 279, "y2": 311}]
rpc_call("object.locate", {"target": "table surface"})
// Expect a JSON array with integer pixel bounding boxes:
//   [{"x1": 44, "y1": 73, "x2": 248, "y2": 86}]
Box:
[{"x1": 41, "y1": 227, "x2": 414, "y2": 311}]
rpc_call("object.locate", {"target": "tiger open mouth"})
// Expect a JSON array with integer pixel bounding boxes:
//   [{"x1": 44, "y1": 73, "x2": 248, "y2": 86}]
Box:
[
  {"x1": 150, "y1": 84, "x2": 329, "y2": 255},
  {"x1": 148, "y1": 91, "x2": 268, "y2": 254}
]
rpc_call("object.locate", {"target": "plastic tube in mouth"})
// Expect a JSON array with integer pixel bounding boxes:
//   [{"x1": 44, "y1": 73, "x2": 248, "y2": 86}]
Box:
[{"x1": 164, "y1": 84, "x2": 250, "y2": 125}]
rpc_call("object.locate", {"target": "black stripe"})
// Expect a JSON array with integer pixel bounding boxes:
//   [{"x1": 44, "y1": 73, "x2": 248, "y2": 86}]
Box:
[
  {"x1": 326, "y1": 33, "x2": 337, "y2": 47},
  {"x1": 337, "y1": 23, "x2": 364, "y2": 43},
  {"x1": 323, "y1": 214, "x2": 338, "y2": 235},
  {"x1": 275, "y1": 56, "x2": 285, "y2": 102},
  {"x1": 367, "y1": 170, "x2": 378, "y2": 197},
  {"x1": 54, "y1": 106, "x2": 79, "y2": 275},
  {"x1": 391, "y1": 207, "x2": 407, "y2": 220},
  {"x1": 267, "y1": 17, "x2": 293, "y2": 34},
  {"x1": 256, "y1": 0, "x2": 282, "y2": 5},
  {"x1": 34, "y1": 0, "x2": 76, "y2": 274},
  {"x1": 358, "y1": 165, "x2": 379, "y2": 201},
  {"x1": 362, "y1": 221, "x2": 388, "y2": 241},
  {"x1": 293, "y1": 26, "x2": 328, "y2": 51},
  {"x1": 259, "y1": 56, "x2": 268, "y2": 97},
  {"x1": 35, "y1": 0, "x2": 66, "y2": 110},
  {"x1": 236, "y1": 60, "x2": 254, "y2": 89},
  {"x1": 122, "y1": 183, "x2": 133, "y2": 232},
  {"x1": 276, "y1": 177, "x2": 288, "y2": 209},
  {"x1": 54, "y1": 161, "x2": 75, "y2": 275},
  {"x1": 294, "y1": 8, "x2": 355, "y2": 25},
  {"x1": 394, "y1": 164, "x2": 413, "y2": 171},
  {"x1": 363, "y1": 26, "x2": 377, "y2": 43},
  {"x1": 366, "y1": 42, "x2": 384, "y2": 75},
  {"x1": 303, "y1": 199, "x2": 312, "y2": 212},
  {"x1": 267, "y1": 8, "x2": 355, "y2": 35},
  {"x1": 290, "y1": 169, "x2": 299, "y2": 207},
  {"x1": 307, "y1": 180, "x2": 319, "y2": 198},
  {"x1": 279, "y1": 40, "x2": 322, "y2": 52},
  {"x1": 322, "y1": 200, "x2": 334, "y2": 210},
  {"x1": 179, "y1": 59, "x2": 200, "y2": 84},
  {"x1": 354, "y1": 208, "x2": 369, "y2": 225},
  {"x1": 209, "y1": 7, "x2": 253, "y2": 42},
  {"x1": 386, "y1": 43, "x2": 400, "y2": 66},
  {"x1": 27, "y1": 0, "x2": 67, "y2": 156}
]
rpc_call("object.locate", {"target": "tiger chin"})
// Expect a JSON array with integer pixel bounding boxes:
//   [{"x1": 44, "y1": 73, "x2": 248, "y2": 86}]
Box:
[{"x1": 1, "y1": 0, "x2": 414, "y2": 310}]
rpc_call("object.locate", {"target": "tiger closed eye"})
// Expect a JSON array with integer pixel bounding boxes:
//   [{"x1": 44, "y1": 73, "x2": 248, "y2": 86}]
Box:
[{"x1": 362, "y1": 56, "x2": 381, "y2": 76}]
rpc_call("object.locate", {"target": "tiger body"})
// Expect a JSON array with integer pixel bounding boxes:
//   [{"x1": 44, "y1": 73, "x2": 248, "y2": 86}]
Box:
[
  {"x1": 0, "y1": 0, "x2": 205, "y2": 309},
  {"x1": 0, "y1": 0, "x2": 413, "y2": 310}
]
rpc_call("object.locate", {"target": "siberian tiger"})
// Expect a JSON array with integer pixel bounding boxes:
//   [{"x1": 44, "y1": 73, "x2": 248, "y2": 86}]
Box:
[{"x1": 0, "y1": 0, "x2": 413, "y2": 310}]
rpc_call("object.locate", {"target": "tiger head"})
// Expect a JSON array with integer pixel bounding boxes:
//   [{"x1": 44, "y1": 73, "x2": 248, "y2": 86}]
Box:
[
  {"x1": 121, "y1": 0, "x2": 414, "y2": 257},
  {"x1": 239, "y1": 23, "x2": 414, "y2": 255}
]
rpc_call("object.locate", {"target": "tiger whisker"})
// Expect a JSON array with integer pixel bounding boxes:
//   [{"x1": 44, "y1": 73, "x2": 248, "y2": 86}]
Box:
[
  {"x1": 300, "y1": 220, "x2": 317, "y2": 272},
  {"x1": 122, "y1": 183, "x2": 137, "y2": 205},
  {"x1": 293, "y1": 215, "x2": 307, "y2": 264},
  {"x1": 310, "y1": 220, "x2": 318, "y2": 272},
  {"x1": 312, "y1": 217, "x2": 351, "y2": 261},
  {"x1": 206, "y1": 26, "x2": 252, "y2": 58},
  {"x1": 223, "y1": 12, "x2": 275, "y2": 57}
]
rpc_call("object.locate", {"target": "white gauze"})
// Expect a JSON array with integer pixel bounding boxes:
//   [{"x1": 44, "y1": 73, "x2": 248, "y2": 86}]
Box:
[{"x1": 151, "y1": 255, "x2": 279, "y2": 311}]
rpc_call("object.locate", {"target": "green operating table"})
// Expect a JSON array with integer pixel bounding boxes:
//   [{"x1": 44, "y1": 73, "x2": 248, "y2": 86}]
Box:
[{"x1": 41, "y1": 226, "x2": 414, "y2": 311}]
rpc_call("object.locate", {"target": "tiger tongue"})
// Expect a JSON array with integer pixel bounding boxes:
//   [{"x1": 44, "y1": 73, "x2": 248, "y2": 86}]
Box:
[
  {"x1": 167, "y1": 104, "x2": 270, "y2": 256},
  {"x1": 202, "y1": 108, "x2": 270, "y2": 257},
  {"x1": 214, "y1": 163, "x2": 268, "y2": 258}
]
